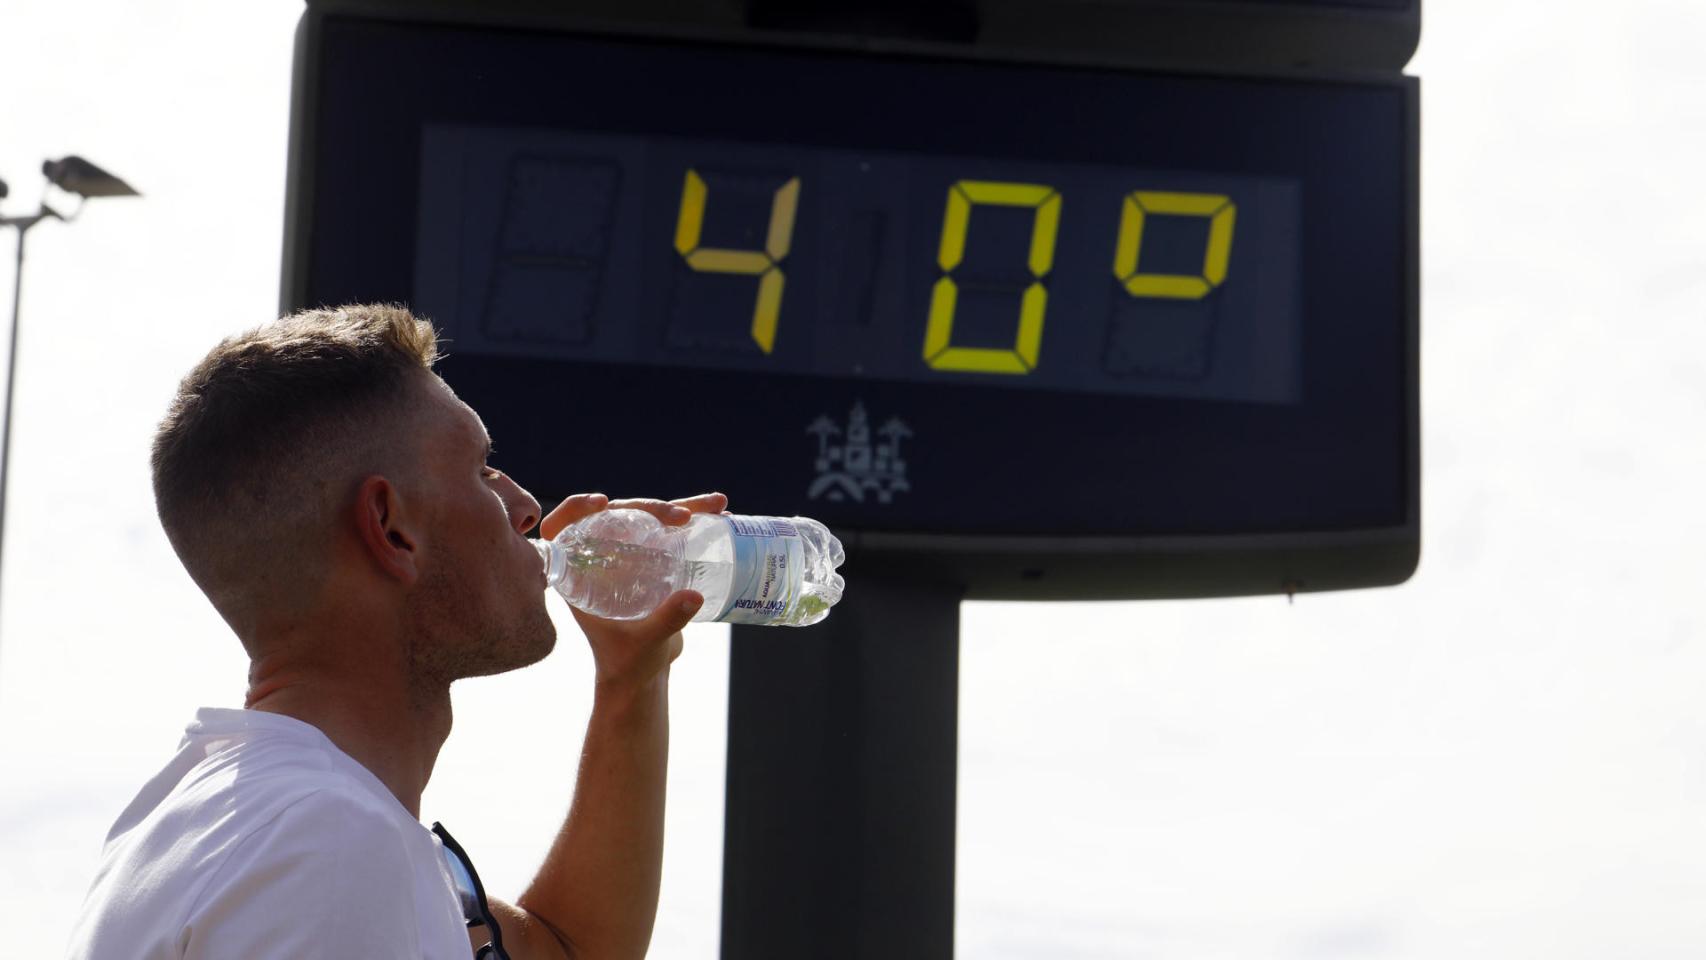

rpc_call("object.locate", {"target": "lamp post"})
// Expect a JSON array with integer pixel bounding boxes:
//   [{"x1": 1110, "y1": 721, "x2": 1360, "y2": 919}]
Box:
[{"x1": 0, "y1": 156, "x2": 139, "y2": 628}]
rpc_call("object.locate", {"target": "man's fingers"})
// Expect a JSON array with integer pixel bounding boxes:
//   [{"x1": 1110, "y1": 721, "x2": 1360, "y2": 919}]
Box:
[
  {"x1": 540, "y1": 492, "x2": 608, "y2": 540},
  {"x1": 543, "y1": 492, "x2": 728, "y2": 540},
  {"x1": 568, "y1": 590, "x2": 704, "y2": 635},
  {"x1": 608, "y1": 492, "x2": 727, "y2": 526},
  {"x1": 669, "y1": 492, "x2": 728, "y2": 514},
  {"x1": 605, "y1": 497, "x2": 690, "y2": 524},
  {"x1": 648, "y1": 589, "x2": 705, "y2": 635}
]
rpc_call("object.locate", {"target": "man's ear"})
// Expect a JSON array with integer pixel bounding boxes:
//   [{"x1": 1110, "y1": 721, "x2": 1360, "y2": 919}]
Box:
[{"x1": 354, "y1": 475, "x2": 420, "y2": 586}]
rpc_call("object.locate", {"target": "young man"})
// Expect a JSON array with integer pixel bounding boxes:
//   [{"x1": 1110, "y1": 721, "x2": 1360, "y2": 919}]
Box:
[{"x1": 66, "y1": 304, "x2": 717, "y2": 959}]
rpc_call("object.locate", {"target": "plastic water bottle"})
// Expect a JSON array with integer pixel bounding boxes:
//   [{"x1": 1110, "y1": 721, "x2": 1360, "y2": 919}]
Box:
[{"x1": 533, "y1": 510, "x2": 846, "y2": 626}]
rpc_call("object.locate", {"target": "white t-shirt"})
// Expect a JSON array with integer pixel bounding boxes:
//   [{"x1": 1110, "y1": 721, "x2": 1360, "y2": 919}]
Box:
[{"x1": 65, "y1": 707, "x2": 473, "y2": 959}]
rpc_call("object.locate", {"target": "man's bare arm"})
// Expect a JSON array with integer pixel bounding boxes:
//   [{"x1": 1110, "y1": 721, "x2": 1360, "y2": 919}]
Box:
[
  {"x1": 479, "y1": 492, "x2": 722, "y2": 960},
  {"x1": 476, "y1": 673, "x2": 668, "y2": 959},
  {"x1": 510, "y1": 670, "x2": 674, "y2": 960},
  {"x1": 478, "y1": 897, "x2": 575, "y2": 959}
]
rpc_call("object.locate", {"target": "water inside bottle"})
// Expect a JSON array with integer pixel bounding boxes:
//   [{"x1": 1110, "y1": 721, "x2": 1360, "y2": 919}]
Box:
[{"x1": 569, "y1": 536, "x2": 734, "y2": 621}]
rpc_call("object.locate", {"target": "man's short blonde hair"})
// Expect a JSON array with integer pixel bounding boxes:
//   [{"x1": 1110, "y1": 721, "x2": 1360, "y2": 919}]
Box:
[{"x1": 150, "y1": 304, "x2": 441, "y2": 630}]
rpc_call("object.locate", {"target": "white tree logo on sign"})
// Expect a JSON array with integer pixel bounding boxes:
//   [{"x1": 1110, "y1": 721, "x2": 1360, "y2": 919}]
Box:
[{"x1": 806, "y1": 402, "x2": 912, "y2": 503}]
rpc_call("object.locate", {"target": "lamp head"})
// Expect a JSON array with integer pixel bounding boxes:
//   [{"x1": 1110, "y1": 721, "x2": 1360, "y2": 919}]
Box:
[{"x1": 42, "y1": 156, "x2": 139, "y2": 199}]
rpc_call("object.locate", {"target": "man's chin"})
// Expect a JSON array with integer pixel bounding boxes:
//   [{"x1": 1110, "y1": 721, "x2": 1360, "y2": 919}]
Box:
[
  {"x1": 518, "y1": 609, "x2": 559, "y2": 664},
  {"x1": 518, "y1": 627, "x2": 557, "y2": 669},
  {"x1": 454, "y1": 619, "x2": 557, "y2": 681}
]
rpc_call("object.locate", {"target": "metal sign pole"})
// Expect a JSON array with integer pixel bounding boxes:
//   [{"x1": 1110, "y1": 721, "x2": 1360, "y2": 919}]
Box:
[
  {"x1": 722, "y1": 576, "x2": 964, "y2": 958},
  {"x1": 0, "y1": 212, "x2": 48, "y2": 650}
]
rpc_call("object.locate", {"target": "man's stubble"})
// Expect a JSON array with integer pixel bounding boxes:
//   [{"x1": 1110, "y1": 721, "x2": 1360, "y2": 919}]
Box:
[{"x1": 406, "y1": 553, "x2": 558, "y2": 690}]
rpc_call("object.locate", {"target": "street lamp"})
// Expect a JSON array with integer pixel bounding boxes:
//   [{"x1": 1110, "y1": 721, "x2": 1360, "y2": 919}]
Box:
[{"x1": 0, "y1": 155, "x2": 139, "y2": 623}]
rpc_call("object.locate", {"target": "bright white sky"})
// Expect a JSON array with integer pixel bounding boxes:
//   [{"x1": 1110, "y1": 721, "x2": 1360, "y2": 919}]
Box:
[{"x1": 3, "y1": 2, "x2": 1705, "y2": 958}]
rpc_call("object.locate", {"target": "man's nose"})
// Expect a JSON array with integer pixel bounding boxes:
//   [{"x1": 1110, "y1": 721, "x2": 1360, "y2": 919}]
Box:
[{"x1": 502, "y1": 477, "x2": 542, "y2": 535}]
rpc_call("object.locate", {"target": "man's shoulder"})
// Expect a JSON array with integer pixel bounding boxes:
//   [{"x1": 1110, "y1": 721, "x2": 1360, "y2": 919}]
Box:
[
  {"x1": 94, "y1": 739, "x2": 418, "y2": 903},
  {"x1": 166, "y1": 723, "x2": 426, "y2": 875},
  {"x1": 166, "y1": 787, "x2": 446, "y2": 959},
  {"x1": 66, "y1": 725, "x2": 436, "y2": 960},
  {"x1": 198, "y1": 784, "x2": 424, "y2": 887}
]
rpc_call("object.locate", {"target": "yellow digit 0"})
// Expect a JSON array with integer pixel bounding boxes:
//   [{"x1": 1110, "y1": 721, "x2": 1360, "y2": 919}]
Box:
[
  {"x1": 924, "y1": 180, "x2": 1061, "y2": 374},
  {"x1": 1112, "y1": 191, "x2": 1236, "y2": 300},
  {"x1": 673, "y1": 169, "x2": 801, "y2": 354}
]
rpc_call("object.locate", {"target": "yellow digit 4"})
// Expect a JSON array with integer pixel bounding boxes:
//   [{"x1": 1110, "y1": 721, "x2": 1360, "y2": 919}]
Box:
[
  {"x1": 924, "y1": 180, "x2": 1061, "y2": 374},
  {"x1": 673, "y1": 169, "x2": 801, "y2": 354},
  {"x1": 1112, "y1": 191, "x2": 1237, "y2": 300}
]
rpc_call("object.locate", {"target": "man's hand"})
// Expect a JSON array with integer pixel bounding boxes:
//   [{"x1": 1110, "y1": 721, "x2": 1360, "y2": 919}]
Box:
[
  {"x1": 509, "y1": 491, "x2": 730, "y2": 960},
  {"x1": 538, "y1": 491, "x2": 729, "y2": 541},
  {"x1": 539, "y1": 492, "x2": 729, "y2": 695}
]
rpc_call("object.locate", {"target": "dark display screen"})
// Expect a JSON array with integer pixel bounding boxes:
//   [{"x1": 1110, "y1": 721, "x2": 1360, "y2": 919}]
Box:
[
  {"x1": 415, "y1": 128, "x2": 1300, "y2": 404},
  {"x1": 303, "y1": 17, "x2": 1413, "y2": 541}
]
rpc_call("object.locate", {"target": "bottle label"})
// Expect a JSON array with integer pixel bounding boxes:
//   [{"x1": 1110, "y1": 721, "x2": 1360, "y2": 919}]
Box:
[{"x1": 717, "y1": 516, "x2": 804, "y2": 625}]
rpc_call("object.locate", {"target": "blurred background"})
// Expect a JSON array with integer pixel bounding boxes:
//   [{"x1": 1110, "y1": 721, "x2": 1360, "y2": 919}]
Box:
[{"x1": 2, "y1": 1, "x2": 1704, "y2": 957}]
